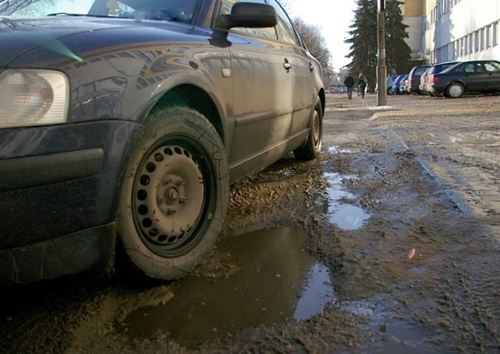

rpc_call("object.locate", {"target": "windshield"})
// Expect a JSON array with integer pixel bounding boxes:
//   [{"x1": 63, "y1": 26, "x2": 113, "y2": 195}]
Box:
[{"x1": 0, "y1": 0, "x2": 198, "y2": 23}]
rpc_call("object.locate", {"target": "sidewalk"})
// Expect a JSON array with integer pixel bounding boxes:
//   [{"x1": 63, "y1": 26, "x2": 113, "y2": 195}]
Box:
[{"x1": 324, "y1": 93, "x2": 401, "y2": 123}]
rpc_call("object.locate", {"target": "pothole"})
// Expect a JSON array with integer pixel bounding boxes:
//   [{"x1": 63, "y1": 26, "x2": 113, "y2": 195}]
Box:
[
  {"x1": 342, "y1": 296, "x2": 446, "y2": 354},
  {"x1": 122, "y1": 227, "x2": 335, "y2": 347},
  {"x1": 323, "y1": 172, "x2": 370, "y2": 230}
]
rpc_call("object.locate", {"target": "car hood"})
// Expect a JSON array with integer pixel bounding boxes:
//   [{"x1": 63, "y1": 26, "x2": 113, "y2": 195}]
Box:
[{"x1": 0, "y1": 17, "x2": 195, "y2": 67}]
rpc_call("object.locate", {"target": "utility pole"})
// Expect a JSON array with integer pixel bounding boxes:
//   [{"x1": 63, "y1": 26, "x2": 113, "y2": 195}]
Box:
[{"x1": 377, "y1": 0, "x2": 387, "y2": 106}]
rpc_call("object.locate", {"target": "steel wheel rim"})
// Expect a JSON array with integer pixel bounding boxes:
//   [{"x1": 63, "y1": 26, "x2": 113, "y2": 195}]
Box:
[
  {"x1": 132, "y1": 143, "x2": 208, "y2": 256},
  {"x1": 312, "y1": 109, "x2": 321, "y2": 149}
]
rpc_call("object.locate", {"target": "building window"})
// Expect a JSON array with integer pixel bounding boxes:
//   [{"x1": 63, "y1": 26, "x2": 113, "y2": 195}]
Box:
[
  {"x1": 486, "y1": 25, "x2": 491, "y2": 49},
  {"x1": 494, "y1": 22, "x2": 499, "y2": 47}
]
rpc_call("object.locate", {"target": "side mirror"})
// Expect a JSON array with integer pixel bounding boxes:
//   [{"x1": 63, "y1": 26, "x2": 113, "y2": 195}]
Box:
[{"x1": 216, "y1": 2, "x2": 277, "y2": 30}]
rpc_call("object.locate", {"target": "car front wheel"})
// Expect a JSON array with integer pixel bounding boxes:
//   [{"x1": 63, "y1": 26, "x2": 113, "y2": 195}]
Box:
[
  {"x1": 117, "y1": 106, "x2": 228, "y2": 283},
  {"x1": 446, "y1": 82, "x2": 464, "y2": 98}
]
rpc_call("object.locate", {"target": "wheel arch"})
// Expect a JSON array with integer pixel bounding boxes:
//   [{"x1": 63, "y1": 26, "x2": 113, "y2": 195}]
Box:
[
  {"x1": 147, "y1": 84, "x2": 226, "y2": 146},
  {"x1": 448, "y1": 79, "x2": 466, "y2": 88},
  {"x1": 318, "y1": 87, "x2": 326, "y2": 115}
]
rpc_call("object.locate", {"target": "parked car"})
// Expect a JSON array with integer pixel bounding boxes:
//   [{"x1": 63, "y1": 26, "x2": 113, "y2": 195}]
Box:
[
  {"x1": 328, "y1": 86, "x2": 343, "y2": 94},
  {"x1": 391, "y1": 74, "x2": 407, "y2": 95},
  {"x1": 386, "y1": 75, "x2": 398, "y2": 94},
  {"x1": 407, "y1": 64, "x2": 432, "y2": 94},
  {"x1": 396, "y1": 74, "x2": 408, "y2": 95},
  {"x1": 423, "y1": 61, "x2": 460, "y2": 96},
  {"x1": 0, "y1": 0, "x2": 325, "y2": 286},
  {"x1": 418, "y1": 67, "x2": 432, "y2": 95},
  {"x1": 393, "y1": 74, "x2": 408, "y2": 95},
  {"x1": 431, "y1": 60, "x2": 500, "y2": 98}
]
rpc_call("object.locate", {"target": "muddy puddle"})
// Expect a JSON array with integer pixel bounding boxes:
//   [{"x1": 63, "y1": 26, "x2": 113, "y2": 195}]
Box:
[
  {"x1": 342, "y1": 297, "x2": 446, "y2": 354},
  {"x1": 120, "y1": 168, "x2": 443, "y2": 352},
  {"x1": 122, "y1": 227, "x2": 335, "y2": 347},
  {"x1": 323, "y1": 171, "x2": 370, "y2": 230},
  {"x1": 120, "y1": 170, "x2": 373, "y2": 348}
]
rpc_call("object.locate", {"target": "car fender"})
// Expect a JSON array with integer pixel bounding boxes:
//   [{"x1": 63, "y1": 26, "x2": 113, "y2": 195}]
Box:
[{"x1": 144, "y1": 69, "x2": 231, "y2": 137}]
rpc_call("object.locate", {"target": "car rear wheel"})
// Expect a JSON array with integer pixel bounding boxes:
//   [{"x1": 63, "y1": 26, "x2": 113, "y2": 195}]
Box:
[
  {"x1": 446, "y1": 82, "x2": 464, "y2": 98},
  {"x1": 293, "y1": 97, "x2": 323, "y2": 161},
  {"x1": 117, "y1": 106, "x2": 228, "y2": 283}
]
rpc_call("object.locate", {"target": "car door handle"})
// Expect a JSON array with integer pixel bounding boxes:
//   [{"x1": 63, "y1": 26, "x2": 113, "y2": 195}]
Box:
[{"x1": 283, "y1": 58, "x2": 291, "y2": 71}]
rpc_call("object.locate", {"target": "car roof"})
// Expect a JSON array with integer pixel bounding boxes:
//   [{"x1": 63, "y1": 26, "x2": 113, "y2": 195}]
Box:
[
  {"x1": 410, "y1": 65, "x2": 431, "y2": 76},
  {"x1": 433, "y1": 61, "x2": 460, "y2": 67},
  {"x1": 438, "y1": 62, "x2": 463, "y2": 74},
  {"x1": 439, "y1": 59, "x2": 500, "y2": 73},
  {"x1": 429, "y1": 61, "x2": 460, "y2": 73},
  {"x1": 411, "y1": 64, "x2": 431, "y2": 71}
]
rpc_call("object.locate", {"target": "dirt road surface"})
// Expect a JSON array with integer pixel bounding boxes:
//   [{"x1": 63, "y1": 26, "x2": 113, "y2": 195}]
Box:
[{"x1": 2, "y1": 94, "x2": 499, "y2": 353}]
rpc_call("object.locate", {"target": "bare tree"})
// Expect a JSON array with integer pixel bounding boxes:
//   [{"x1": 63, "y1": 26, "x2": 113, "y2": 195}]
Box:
[{"x1": 293, "y1": 18, "x2": 332, "y2": 84}]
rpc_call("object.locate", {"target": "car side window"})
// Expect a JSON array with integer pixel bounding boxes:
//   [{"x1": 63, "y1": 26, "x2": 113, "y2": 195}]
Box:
[
  {"x1": 219, "y1": 0, "x2": 278, "y2": 40},
  {"x1": 464, "y1": 63, "x2": 476, "y2": 74},
  {"x1": 450, "y1": 64, "x2": 463, "y2": 74},
  {"x1": 266, "y1": 0, "x2": 301, "y2": 46},
  {"x1": 484, "y1": 62, "x2": 500, "y2": 73}
]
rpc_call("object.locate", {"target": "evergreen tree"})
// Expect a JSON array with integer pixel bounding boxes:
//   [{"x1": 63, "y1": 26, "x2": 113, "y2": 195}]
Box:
[
  {"x1": 346, "y1": 0, "x2": 412, "y2": 92},
  {"x1": 385, "y1": 0, "x2": 413, "y2": 74}
]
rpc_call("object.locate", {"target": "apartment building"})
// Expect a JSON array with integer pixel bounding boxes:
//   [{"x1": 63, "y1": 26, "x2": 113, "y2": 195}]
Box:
[{"x1": 401, "y1": 0, "x2": 500, "y2": 64}]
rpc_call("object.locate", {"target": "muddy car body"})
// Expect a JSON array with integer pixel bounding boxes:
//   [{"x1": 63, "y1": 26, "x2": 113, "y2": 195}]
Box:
[{"x1": 0, "y1": 0, "x2": 325, "y2": 285}]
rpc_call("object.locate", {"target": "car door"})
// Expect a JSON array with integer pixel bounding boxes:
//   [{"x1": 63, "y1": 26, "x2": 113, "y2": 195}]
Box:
[
  {"x1": 483, "y1": 60, "x2": 500, "y2": 90},
  {"x1": 221, "y1": 0, "x2": 294, "y2": 179},
  {"x1": 270, "y1": 0, "x2": 316, "y2": 140},
  {"x1": 462, "y1": 61, "x2": 486, "y2": 92}
]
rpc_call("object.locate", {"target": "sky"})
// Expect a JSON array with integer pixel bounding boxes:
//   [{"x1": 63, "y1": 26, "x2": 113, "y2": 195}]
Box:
[{"x1": 286, "y1": 0, "x2": 357, "y2": 71}]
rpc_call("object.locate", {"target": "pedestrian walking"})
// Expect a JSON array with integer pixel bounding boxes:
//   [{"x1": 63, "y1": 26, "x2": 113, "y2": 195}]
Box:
[
  {"x1": 358, "y1": 73, "x2": 367, "y2": 99},
  {"x1": 344, "y1": 73, "x2": 355, "y2": 100}
]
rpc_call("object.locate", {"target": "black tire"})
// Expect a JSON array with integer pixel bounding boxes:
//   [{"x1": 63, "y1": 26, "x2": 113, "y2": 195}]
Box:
[
  {"x1": 293, "y1": 97, "x2": 323, "y2": 161},
  {"x1": 117, "y1": 106, "x2": 228, "y2": 282},
  {"x1": 446, "y1": 82, "x2": 464, "y2": 98}
]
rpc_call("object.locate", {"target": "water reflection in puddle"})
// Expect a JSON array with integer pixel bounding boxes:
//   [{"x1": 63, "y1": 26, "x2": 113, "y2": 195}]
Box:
[
  {"x1": 293, "y1": 263, "x2": 333, "y2": 320},
  {"x1": 324, "y1": 172, "x2": 370, "y2": 230},
  {"x1": 123, "y1": 227, "x2": 335, "y2": 347},
  {"x1": 328, "y1": 146, "x2": 352, "y2": 154},
  {"x1": 343, "y1": 298, "x2": 445, "y2": 353}
]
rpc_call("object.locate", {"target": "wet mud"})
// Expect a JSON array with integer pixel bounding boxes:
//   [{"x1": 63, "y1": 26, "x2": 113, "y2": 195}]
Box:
[
  {"x1": 1, "y1": 94, "x2": 499, "y2": 353},
  {"x1": 123, "y1": 227, "x2": 334, "y2": 348}
]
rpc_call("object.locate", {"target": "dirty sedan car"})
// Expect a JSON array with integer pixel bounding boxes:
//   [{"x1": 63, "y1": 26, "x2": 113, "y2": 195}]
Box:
[
  {"x1": 431, "y1": 60, "x2": 500, "y2": 98},
  {"x1": 0, "y1": 0, "x2": 325, "y2": 286}
]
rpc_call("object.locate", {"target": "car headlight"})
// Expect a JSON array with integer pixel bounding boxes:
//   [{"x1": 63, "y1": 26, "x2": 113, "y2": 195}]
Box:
[{"x1": 0, "y1": 69, "x2": 69, "y2": 128}]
